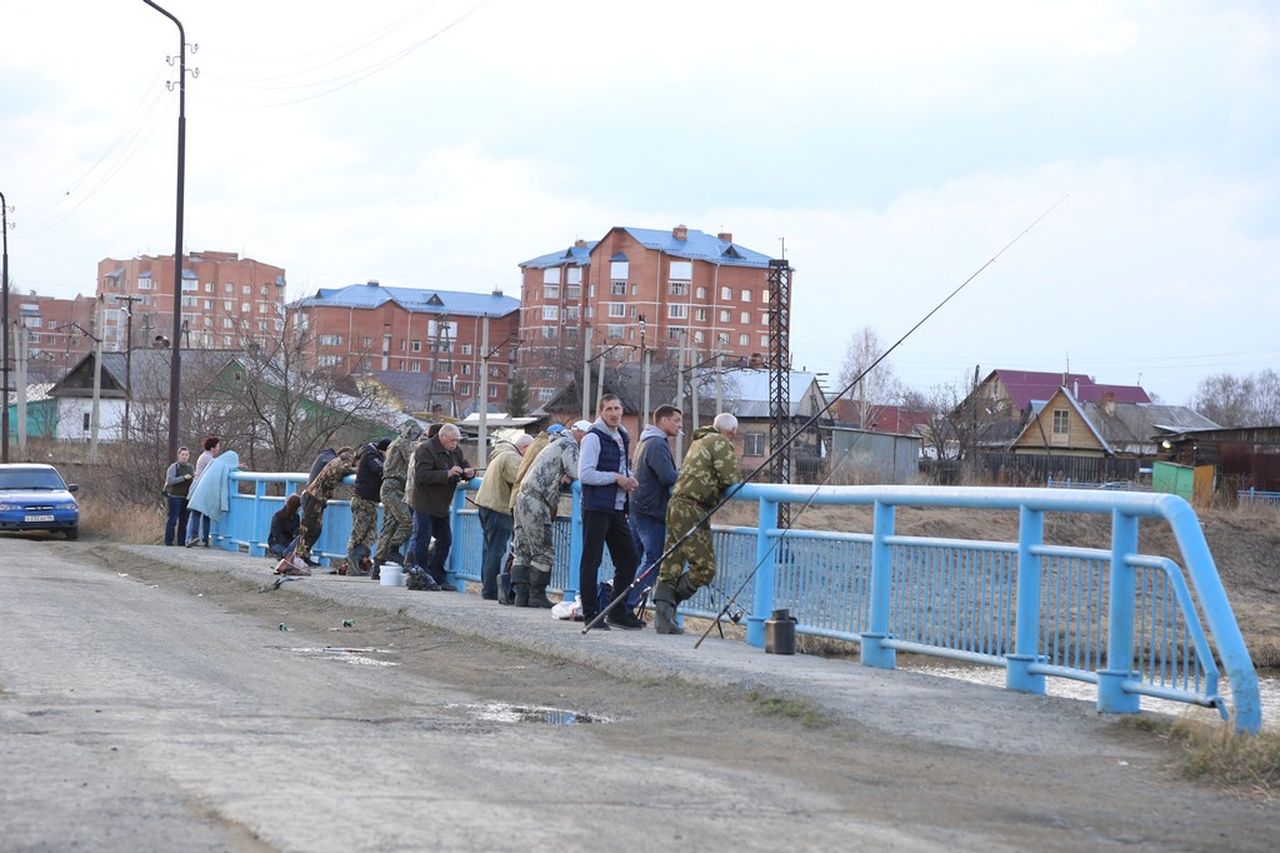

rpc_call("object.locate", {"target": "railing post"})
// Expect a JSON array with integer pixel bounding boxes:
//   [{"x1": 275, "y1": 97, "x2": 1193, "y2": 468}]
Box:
[
  {"x1": 747, "y1": 497, "x2": 779, "y2": 648},
  {"x1": 860, "y1": 500, "x2": 896, "y2": 669},
  {"x1": 566, "y1": 481, "x2": 583, "y2": 602},
  {"x1": 1098, "y1": 510, "x2": 1141, "y2": 714},
  {"x1": 249, "y1": 477, "x2": 266, "y2": 557},
  {"x1": 446, "y1": 485, "x2": 466, "y2": 592},
  {"x1": 1006, "y1": 506, "x2": 1046, "y2": 693}
]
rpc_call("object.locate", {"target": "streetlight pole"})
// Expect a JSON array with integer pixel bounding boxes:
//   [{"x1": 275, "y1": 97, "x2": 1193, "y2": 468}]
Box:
[
  {"x1": 1, "y1": 190, "x2": 11, "y2": 463},
  {"x1": 114, "y1": 294, "x2": 143, "y2": 442},
  {"x1": 142, "y1": 0, "x2": 192, "y2": 462}
]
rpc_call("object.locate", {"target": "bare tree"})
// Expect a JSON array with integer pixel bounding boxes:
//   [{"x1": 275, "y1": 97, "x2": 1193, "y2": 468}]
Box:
[
  {"x1": 1191, "y1": 369, "x2": 1280, "y2": 427},
  {"x1": 838, "y1": 326, "x2": 903, "y2": 428}
]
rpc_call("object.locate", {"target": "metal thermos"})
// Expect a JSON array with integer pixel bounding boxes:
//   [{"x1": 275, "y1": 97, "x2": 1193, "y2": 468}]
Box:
[{"x1": 764, "y1": 608, "x2": 797, "y2": 655}]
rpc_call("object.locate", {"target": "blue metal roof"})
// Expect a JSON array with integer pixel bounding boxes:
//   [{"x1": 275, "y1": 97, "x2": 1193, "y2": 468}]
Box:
[
  {"x1": 292, "y1": 283, "x2": 519, "y2": 317},
  {"x1": 519, "y1": 242, "x2": 597, "y2": 270},
  {"x1": 620, "y1": 227, "x2": 773, "y2": 268}
]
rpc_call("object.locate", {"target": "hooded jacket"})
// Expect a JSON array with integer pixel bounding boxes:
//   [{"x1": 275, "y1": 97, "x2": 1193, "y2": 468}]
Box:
[
  {"x1": 474, "y1": 440, "x2": 522, "y2": 514},
  {"x1": 669, "y1": 425, "x2": 741, "y2": 509},
  {"x1": 353, "y1": 443, "x2": 385, "y2": 501},
  {"x1": 631, "y1": 424, "x2": 678, "y2": 520}
]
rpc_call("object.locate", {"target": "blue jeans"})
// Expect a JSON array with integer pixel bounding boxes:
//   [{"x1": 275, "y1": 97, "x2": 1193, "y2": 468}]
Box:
[
  {"x1": 185, "y1": 510, "x2": 211, "y2": 544},
  {"x1": 478, "y1": 507, "x2": 514, "y2": 597},
  {"x1": 629, "y1": 512, "x2": 667, "y2": 607},
  {"x1": 268, "y1": 536, "x2": 298, "y2": 558},
  {"x1": 165, "y1": 495, "x2": 189, "y2": 546},
  {"x1": 413, "y1": 511, "x2": 452, "y2": 584}
]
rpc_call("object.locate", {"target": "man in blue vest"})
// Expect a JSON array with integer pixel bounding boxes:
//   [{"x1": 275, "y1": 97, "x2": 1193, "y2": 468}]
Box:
[{"x1": 577, "y1": 394, "x2": 645, "y2": 630}]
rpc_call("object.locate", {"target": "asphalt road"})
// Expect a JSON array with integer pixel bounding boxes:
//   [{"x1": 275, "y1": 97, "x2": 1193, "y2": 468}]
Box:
[{"x1": 1, "y1": 537, "x2": 1274, "y2": 851}]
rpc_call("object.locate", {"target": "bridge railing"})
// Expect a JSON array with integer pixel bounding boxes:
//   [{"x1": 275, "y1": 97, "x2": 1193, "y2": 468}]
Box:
[{"x1": 215, "y1": 473, "x2": 1261, "y2": 732}]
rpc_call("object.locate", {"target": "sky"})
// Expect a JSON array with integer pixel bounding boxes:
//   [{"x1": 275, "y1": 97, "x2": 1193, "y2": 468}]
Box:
[{"x1": 3, "y1": 0, "x2": 1278, "y2": 405}]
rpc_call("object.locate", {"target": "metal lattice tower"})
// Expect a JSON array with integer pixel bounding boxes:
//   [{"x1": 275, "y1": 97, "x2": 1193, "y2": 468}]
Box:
[{"x1": 767, "y1": 259, "x2": 792, "y2": 528}]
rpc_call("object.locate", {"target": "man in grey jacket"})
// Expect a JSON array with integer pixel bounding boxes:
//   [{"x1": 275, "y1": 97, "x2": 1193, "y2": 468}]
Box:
[{"x1": 627, "y1": 405, "x2": 682, "y2": 608}]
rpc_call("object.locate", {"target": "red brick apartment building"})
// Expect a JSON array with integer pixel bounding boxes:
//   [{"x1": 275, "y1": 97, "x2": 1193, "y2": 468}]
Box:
[
  {"x1": 1, "y1": 291, "x2": 98, "y2": 381},
  {"x1": 96, "y1": 251, "x2": 287, "y2": 351},
  {"x1": 517, "y1": 225, "x2": 784, "y2": 405},
  {"x1": 292, "y1": 281, "x2": 520, "y2": 415}
]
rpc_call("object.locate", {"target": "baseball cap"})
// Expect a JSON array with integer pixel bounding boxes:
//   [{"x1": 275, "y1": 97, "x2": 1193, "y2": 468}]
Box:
[
  {"x1": 572, "y1": 420, "x2": 593, "y2": 432},
  {"x1": 546, "y1": 424, "x2": 566, "y2": 435}
]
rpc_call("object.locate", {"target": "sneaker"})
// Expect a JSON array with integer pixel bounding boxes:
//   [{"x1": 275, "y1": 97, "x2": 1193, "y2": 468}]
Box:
[
  {"x1": 184, "y1": 538, "x2": 198, "y2": 548},
  {"x1": 607, "y1": 610, "x2": 646, "y2": 630}
]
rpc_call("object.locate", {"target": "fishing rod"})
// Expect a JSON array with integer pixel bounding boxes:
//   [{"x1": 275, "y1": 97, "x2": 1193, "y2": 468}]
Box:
[{"x1": 582, "y1": 196, "x2": 1067, "y2": 635}]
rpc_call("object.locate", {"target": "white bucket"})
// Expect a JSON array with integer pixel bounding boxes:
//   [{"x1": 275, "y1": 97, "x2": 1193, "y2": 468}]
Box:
[{"x1": 380, "y1": 562, "x2": 405, "y2": 587}]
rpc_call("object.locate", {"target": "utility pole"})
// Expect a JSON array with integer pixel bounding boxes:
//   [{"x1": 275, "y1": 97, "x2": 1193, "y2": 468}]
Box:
[
  {"x1": 767, "y1": 259, "x2": 793, "y2": 526},
  {"x1": 674, "y1": 331, "x2": 687, "y2": 460},
  {"x1": 114, "y1": 294, "x2": 143, "y2": 443},
  {"x1": 715, "y1": 353, "x2": 724, "y2": 417},
  {"x1": 594, "y1": 345, "x2": 606, "y2": 415},
  {"x1": 142, "y1": 0, "x2": 196, "y2": 462},
  {"x1": 90, "y1": 296, "x2": 104, "y2": 463},
  {"x1": 639, "y1": 315, "x2": 650, "y2": 428},
  {"x1": 581, "y1": 327, "x2": 591, "y2": 422},
  {"x1": 16, "y1": 322, "x2": 27, "y2": 452},
  {"x1": 1, "y1": 189, "x2": 11, "y2": 462},
  {"x1": 477, "y1": 314, "x2": 489, "y2": 468}
]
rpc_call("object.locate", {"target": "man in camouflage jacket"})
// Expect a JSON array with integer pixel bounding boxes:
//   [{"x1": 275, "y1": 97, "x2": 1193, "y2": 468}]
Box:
[
  {"x1": 654, "y1": 413, "x2": 742, "y2": 634},
  {"x1": 294, "y1": 446, "x2": 355, "y2": 563},
  {"x1": 373, "y1": 420, "x2": 423, "y2": 575},
  {"x1": 509, "y1": 428, "x2": 584, "y2": 608}
]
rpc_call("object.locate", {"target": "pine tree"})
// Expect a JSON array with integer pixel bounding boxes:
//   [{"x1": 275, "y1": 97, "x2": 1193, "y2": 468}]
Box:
[{"x1": 508, "y1": 373, "x2": 529, "y2": 418}]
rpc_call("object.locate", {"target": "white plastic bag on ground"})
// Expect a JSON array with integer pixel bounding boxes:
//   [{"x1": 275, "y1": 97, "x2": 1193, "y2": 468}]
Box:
[{"x1": 551, "y1": 596, "x2": 581, "y2": 621}]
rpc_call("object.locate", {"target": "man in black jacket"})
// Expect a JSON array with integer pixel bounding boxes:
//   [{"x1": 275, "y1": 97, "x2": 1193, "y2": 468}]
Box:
[
  {"x1": 409, "y1": 424, "x2": 473, "y2": 590},
  {"x1": 345, "y1": 439, "x2": 388, "y2": 576},
  {"x1": 628, "y1": 405, "x2": 682, "y2": 607}
]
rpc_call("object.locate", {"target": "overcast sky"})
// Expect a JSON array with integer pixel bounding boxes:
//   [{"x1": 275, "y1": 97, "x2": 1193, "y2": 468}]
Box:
[{"x1": 3, "y1": 0, "x2": 1277, "y2": 404}]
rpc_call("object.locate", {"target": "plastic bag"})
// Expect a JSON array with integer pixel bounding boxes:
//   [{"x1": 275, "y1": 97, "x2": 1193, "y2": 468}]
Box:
[{"x1": 551, "y1": 596, "x2": 581, "y2": 621}]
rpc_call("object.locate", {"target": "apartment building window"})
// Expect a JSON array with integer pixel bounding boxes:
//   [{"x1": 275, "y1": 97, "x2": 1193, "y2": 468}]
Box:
[
  {"x1": 565, "y1": 305, "x2": 579, "y2": 321},
  {"x1": 138, "y1": 278, "x2": 153, "y2": 290},
  {"x1": 694, "y1": 307, "x2": 707, "y2": 322},
  {"x1": 203, "y1": 317, "x2": 212, "y2": 327},
  {"x1": 760, "y1": 334, "x2": 770, "y2": 348},
  {"x1": 223, "y1": 318, "x2": 234, "y2": 329},
  {"x1": 761, "y1": 289, "x2": 770, "y2": 304},
  {"x1": 740, "y1": 289, "x2": 752, "y2": 302},
  {"x1": 628, "y1": 305, "x2": 638, "y2": 318},
  {"x1": 610, "y1": 281, "x2": 626, "y2": 296},
  {"x1": 694, "y1": 330, "x2": 705, "y2": 344},
  {"x1": 205, "y1": 283, "x2": 214, "y2": 293},
  {"x1": 490, "y1": 365, "x2": 500, "y2": 377},
  {"x1": 668, "y1": 304, "x2": 688, "y2": 319},
  {"x1": 490, "y1": 385, "x2": 499, "y2": 399},
  {"x1": 669, "y1": 280, "x2": 688, "y2": 296},
  {"x1": 631, "y1": 284, "x2": 638, "y2": 295},
  {"x1": 241, "y1": 303, "x2": 250, "y2": 313},
  {"x1": 428, "y1": 320, "x2": 457, "y2": 339},
  {"x1": 224, "y1": 283, "x2": 233, "y2": 293},
  {"x1": 182, "y1": 279, "x2": 197, "y2": 292},
  {"x1": 738, "y1": 333, "x2": 749, "y2": 345},
  {"x1": 259, "y1": 304, "x2": 268, "y2": 314},
  {"x1": 181, "y1": 296, "x2": 198, "y2": 308},
  {"x1": 606, "y1": 324, "x2": 625, "y2": 339},
  {"x1": 566, "y1": 285, "x2": 581, "y2": 299},
  {"x1": 461, "y1": 363, "x2": 472, "y2": 375},
  {"x1": 399, "y1": 340, "x2": 405, "y2": 351},
  {"x1": 222, "y1": 335, "x2": 233, "y2": 346},
  {"x1": 242, "y1": 285, "x2": 251, "y2": 295},
  {"x1": 668, "y1": 327, "x2": 686, "y2": 341},
  {"x1": 543, "y1": 284, "x2": 560, "y2": 300},
  {"x1": 542, "y1": 267, "x2": 559, "y2": 285},
  {"x1": 319, "y1": 334, "x2": 343, "y2": 347},
  {"x1": 275, "y1": 320, "x2": 284, "y2": 332},
  {"x1": 696, "y1": 286, "x2": 707, "y2": 299},
  {"x1": 259, "y1": 286, "x2": 267, "y2": 296},
  {"x1": 361, "y1": 337, "x2": 373, "y2": 348},
  {"x1": 203, "y1": 300, "x2": 212, "y2": 310},
  {"x1": 716, "y1": 331, "x2": 730, "y2": 345},
  {"x1": 223, "y1": 300, "x2": 232, "y2": 311},
  {"x1": 29, "y1": 333, "x2": 40, "y2": 343},
  {"x1": 585, "y1": 306, "x2": 592, "y2": 319},
  {"x1": 566, "y1": 267, "x2": 582, "y2": 285},
  {"x1": 411, "y1": 362, "x2": 422, "y2": 373},
  {"x1": 319, "y1": 355, "x2": 341, "y2": 367},
  {"x1": 542, "y1": 326, "x2": 558, "y2": 339},
  {"x1": 412, "y1": 340, "x2": 422, "y2": 352},
  {"x1": 542, "y1": 306, "x2": 559, "y2": 320},
  {"x1": 258, "y1": 320, "x2": 269, "y2": 331},
  {"x1": 588, "y1": 284, "x2": 595, "y2": 298},
  {"x1": 759, "y1": 312, "x2": 769, "y2": 326},
  {"x1": 538, "y1": 388, "x2": 556, "y2": 402},
  {"x1": 461, "y1": 344, "x2": 472, "y2": 355},
  {"x1": 669, "y1": 261, "x2": 693, "y2": 281},
  {"x1": 744, "y1": 432, "x2": 765, "y2": 456},
  {"x1": 459, "y1": 384, "x2": 471, "y2": 397},
  {"x1": 718, "y1": 309, "x2": 731, "y2": 323},
  {"x1": 607, "y1": 303, "x2": 626, "y2": 318},
  {"x1": 739, "y1": 311, "x2": 750, "y2": 324},
  {"x1": 1052, "y1": 410, "x2": 1070, "y2": 436},
  {"x1": 720, "y1": 286, "x2": 732, "y2": 300},
  {"x1": 610, "y1": 258, "x2": 629, "y2": 280}
]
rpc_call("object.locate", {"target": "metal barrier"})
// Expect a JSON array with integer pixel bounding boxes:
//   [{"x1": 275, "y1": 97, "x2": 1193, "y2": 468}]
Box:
[
  {"x1": 215, "y1": 473, "x2": 1262, "y2": 733},
  {"x1": 1238, "y1": 488, "x2": 1280, "y2": 506}
]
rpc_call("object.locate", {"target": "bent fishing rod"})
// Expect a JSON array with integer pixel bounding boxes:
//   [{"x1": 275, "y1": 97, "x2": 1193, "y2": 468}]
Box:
[{"x1": 582, "y1": 196, "x2": 1067, "y2": 635}]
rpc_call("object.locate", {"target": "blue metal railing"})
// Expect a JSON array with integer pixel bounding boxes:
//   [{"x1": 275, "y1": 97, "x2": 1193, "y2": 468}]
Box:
[
  {"x1": 1238, "y1": 488, "x2": 1280, "y2": 506},
  {"x1": 214, "y1": 473, "x2": 1262, "y2": 732}
]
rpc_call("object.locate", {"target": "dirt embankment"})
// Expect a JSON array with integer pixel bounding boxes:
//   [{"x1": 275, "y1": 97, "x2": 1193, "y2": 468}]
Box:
[{"x1": 721, "y1": 501, "x2": 1280, "y2": 667}]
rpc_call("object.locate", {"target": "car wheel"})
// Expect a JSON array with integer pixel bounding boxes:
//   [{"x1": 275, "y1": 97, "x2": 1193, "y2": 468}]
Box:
[{"x1": 64, "y1": 526, "x2": 79, "y2": 541}]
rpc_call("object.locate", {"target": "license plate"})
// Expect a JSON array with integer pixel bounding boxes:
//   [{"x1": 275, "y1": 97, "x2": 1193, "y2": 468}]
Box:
[{"x1": 24, "y1": 514, "x2": 55, "y2": 522}]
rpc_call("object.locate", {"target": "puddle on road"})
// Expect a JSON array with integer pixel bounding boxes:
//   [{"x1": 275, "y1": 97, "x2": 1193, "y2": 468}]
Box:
[
  {"x1": 289, "y1": 646, "x2": 399, "y2": 667},
  {"x1": 450, "y1": 702, "x2": 608, "y2": 726}
]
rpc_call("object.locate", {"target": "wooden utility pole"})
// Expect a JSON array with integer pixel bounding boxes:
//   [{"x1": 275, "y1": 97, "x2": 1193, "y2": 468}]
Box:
[
  {"x1": 16, "y1": 322, "x2": 27, "y2": 452},
  {"x1": 114, "y1": 294, "x2": 143, "y2": 443},
  {"x1": 581, "y1": 328, "x2": 591, "y2": 422},
  {"x1": 477, "y1": 314, "x2": 490, "y2": 468},
  {"x1": 90, "y1": 296, "x2": 104, "y2": 463}
]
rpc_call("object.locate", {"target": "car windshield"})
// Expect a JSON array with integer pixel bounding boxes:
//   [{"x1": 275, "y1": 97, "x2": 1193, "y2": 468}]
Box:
[{"x1": 0, "y1": 469, "x2": 67, "y2": 491}]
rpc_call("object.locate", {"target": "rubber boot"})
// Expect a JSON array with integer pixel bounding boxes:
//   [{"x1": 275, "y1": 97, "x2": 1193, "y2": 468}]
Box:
[
  {"x1": 653, "y1": 580, "x2": 683, "y2": 635},
  {"x1": 673, "y1": 573, "x2": 699, "y2": 603},
  {"x1": 511, "y1": 564, "x2": 531, "y2": 608},
  {"x1": 527, "y1": 569, "x2": 555, "y2": 609}
]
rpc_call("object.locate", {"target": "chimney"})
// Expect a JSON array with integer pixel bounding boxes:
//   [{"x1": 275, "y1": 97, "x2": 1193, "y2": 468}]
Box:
[
  {"x1": 574, "y1": 239, "x2": 588, "y2": 249},
  {"x1": 366, "y1": 279, "x2": 380, "y2": 287},
  {"x1": 1072, "y1": 379, "x2": 1079, "y2": 398},
  {"x1": 673, "y1": 224, "x2": 688, "y2": 241},
  {"x1": 491, "y1": 287, "x2": 503, "y2": 297},
  {"x1": 717, "y1": 231, "x2": 733, "y2": 243},
  {"x1": 1101, "y1": 391, "x2": 1116, "y2": 415}
]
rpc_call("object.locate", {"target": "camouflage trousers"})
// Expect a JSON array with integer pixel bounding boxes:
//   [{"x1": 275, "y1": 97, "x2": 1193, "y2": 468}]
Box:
[
  {"x1": 510, "y1": 494, "x2": 555, "y2": 575},
  {"x1": 658, "y1": 495, "x2": 716, "y2": 589},
  {"x1": 295, "y1": 494, "x2": 325, "y2": 560},
  {"x1": 346, "y1": 496, "x2": 379, "y2": 566},
  {"x1": 375, "y1": 481, "x2": 411, "y2": 562}
]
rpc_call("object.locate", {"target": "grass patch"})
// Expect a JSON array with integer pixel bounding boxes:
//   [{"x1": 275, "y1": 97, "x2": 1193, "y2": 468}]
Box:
[
  {"x1": 1168, "y1": 718, "x2": 1280, "y2": 798},
  {"x1": 745, "y1": 689, "x2": 828, "y2": 728},
  {"x1": 79, "y1": 497, "x2": 165, "y2": 545}
]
